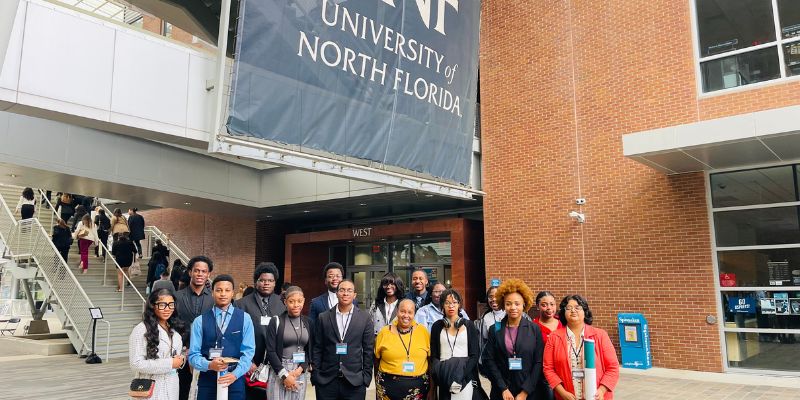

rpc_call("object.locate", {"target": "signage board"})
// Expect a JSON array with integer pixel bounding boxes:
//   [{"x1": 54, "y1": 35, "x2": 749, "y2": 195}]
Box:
[{"x1": 227, "y1": 0, "x2": 481, "y2": 185}]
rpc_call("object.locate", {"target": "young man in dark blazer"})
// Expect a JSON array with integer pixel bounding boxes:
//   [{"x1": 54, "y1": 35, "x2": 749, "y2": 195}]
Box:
[
  {"x1": 309, "y1": 262, "x2": 357, "y2": 327},
  {"x1": 234, "y1": 262, "x2": 286, "y2": 399},
  {"x1": 311, "y1": 280, "x2": 375, "y2": 400},
  {"x1": 174, "y1": 255, "x2": 216, "y2": 400}
]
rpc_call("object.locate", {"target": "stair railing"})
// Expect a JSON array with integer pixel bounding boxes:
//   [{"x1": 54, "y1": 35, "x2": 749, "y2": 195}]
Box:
[
  {"x1": 38, "y1": 189, "x2": 145, "y2": 311},
  {"x1": 0, "y1": 193, "x2": 98, "y2": 356}
]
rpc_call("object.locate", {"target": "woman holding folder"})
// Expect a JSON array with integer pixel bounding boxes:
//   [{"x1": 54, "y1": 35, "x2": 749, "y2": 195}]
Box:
[{"x1": 543, "y1": 295, "x2": 619, "y2": 400}]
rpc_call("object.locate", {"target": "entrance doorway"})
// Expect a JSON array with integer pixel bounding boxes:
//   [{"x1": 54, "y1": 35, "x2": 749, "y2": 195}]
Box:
[{"x1": 348, "y1": 266, "x2": 387, "y2": 311}]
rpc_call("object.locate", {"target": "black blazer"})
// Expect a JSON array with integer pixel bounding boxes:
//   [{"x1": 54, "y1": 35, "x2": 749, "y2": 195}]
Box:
[
  {"x1": 482, "y1": 316, "x2": 543, "y2": 399},
  {"x1": 128, "y1": 214, "x2": 145, "y2": 241},
  {"x1": 430, "y1": 319, "x2": 481, "y2": 400},
  {"x1": 309, "y1": 292, "x2": 358, "y2": 328},
  {"x1": 310, "y1": 306, "x2": 374, "y2": 388},
  {"x1": 265, "y1": 312, "x2": 312, "y2": 374},
  {"x1": 175, "y1": 286, "x2": 214, "y2": 342},
  {"x1": 235, "y1": 292, "x2": 287, "y2": 366}
]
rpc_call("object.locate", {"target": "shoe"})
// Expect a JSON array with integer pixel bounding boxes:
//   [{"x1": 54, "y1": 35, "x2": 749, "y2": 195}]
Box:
[{"x1": 81, "y1": 270, "x2": 87, "y2": 274}]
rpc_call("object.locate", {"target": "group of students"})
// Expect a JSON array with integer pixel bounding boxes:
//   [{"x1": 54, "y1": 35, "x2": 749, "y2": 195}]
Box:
[{"x1": 129, "y1": 259, "x2": 619, "y2": 400}]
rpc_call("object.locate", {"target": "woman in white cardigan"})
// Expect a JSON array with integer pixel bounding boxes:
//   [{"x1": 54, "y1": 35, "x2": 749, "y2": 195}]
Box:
[{"x1": 129, "y1": 288, "x2": 186, "y2": 400}]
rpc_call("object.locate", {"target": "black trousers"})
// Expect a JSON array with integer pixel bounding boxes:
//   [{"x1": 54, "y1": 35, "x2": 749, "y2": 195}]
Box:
[
  {"x1": 132, "y1": 239, "x2": 143, "y2": 256},
  {"x1": 178, "y1": 363, "x2": 192, "y2": 400},
  {"x1": 314, "y1": 376, "x2": 366, "y2": 400},
  {"x1": 20, "y1": 204, "x2": 34, "y2": 220},
  {"x1": 95, "y1": 230, "x2": 109, "y2": 257}
]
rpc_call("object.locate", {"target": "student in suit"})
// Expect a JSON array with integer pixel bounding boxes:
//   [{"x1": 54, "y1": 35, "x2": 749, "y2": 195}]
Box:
[
  {"x1": 311, "y1": 280, "x2": 375, "y2": 400},
  {"x1": 174, "y1": 256, "x2": 216, "y2": 400},
  {"x1": 309, "y1": 262, "x2": 345, "y2": 328},
  {"x1": 482, "y1": 279, "x2": 544, "y2": 400},
  {"x1": 188, "y1": 274, "x2": 255, "y2": 400},
  {"x1": 234, "y1": 262, "x2": 286, "y2": 399}
]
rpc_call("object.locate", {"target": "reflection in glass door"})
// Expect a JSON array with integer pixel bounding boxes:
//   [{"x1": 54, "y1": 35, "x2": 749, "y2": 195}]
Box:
[{"x1": 349, "y1": 267, "x2": 386, "y2": 311}]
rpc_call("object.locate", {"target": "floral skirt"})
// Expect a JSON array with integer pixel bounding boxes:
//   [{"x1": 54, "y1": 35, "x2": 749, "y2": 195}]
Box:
[{"x1": 376, "y1": 370, "x2": 429, "y2": 400}]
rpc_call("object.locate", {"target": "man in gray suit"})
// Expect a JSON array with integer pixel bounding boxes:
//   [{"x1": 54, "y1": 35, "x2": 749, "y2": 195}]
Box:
[
  {"x1": 234, "y1": 262, "x2": 286, "y2": 399},
  {"x1": 175, "y1": 255, "x2": 216, "y2": 400},
  {"x1": 311, "y1": 279, "x2": 375, "y2": 400}
]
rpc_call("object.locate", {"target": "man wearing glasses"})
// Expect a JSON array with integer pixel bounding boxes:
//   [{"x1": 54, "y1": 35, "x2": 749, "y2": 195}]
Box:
[
  {"x1": 175, "y1": 256, "x2": 216, "y2": 400},
  {"x1": 309, "y1": 262, "x2": 358, "y2": 327},
  {"x1": 235, "y1": 262, "x2": 286, "y2": 399},
  {"x1": 311, "y1": 280, "x2": 375, "y2": 400},
  {"x1": 415, "y1": 282, "x2": 470, "y2": 331}
]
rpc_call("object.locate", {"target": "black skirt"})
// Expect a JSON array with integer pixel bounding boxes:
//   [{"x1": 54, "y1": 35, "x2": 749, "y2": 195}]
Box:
[{"x1": 376, "y1": 371, "x2": 429, "y2": 400}]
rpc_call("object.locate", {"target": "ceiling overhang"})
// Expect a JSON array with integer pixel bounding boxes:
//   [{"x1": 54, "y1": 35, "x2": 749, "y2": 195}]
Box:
[{"x1": 623, "y1": 105, "x2": 800, "y2": 174}]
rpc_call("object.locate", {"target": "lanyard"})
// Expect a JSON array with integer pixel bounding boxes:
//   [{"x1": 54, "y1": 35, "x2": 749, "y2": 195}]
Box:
[
  {"x1": 506, "y1": 325, "x2": 520, "y2": 357},
  {"x1": 338, "y1": 310, "x2": 353, "y2": 342},
  {"x1": 215, "y1": 308, "x2": 230, "y2": 347},
  {"x1": 570, "y1": 333, "x2": 584, "y2": 361},
  {"x1": 445, "y1": 325, "x2": 460, "y2": 355},
  {"x1": 288, "y1": 316, "x2": 305, "y2": 352},
  {"x1": 397, "y1": 326, "x2": 414, "y2": 360}
]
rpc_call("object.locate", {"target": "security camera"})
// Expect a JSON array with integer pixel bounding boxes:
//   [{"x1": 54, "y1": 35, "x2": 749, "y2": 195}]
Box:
[{"x1": 568, "y1": 211, "x2": 585, "y2": 224}]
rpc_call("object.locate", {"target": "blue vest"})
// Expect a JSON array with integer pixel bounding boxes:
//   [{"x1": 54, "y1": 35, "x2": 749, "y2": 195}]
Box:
[{"x1": 198, "y1": 306, "x2": 246, "y2": 389}]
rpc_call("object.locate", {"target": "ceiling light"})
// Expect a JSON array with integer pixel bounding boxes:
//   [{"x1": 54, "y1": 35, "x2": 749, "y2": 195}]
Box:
[
  {"x1": 265, "y1": 215, "x2": 272, "y2": 218},
  {"x1": 303, "y1": 210, "x2": 310, "y2": 213},
  {"x1": 424, "y1": 194, "x2": 434, "y2": 198},
  {"x1": 183, "y1": 202, "x2": 192, "y2": 206},
  {"x1": 359, "y1": 203, "x2": 367, "y2": 206},
  {"x1": 7, "y1": 173, "x2": 17, "y2": 178}
]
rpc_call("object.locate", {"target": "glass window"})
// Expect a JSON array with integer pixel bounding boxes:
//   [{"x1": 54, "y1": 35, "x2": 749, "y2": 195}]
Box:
[
  {"x1": 392, "y1": 243, "x2": 410, "y2": 267},
  {"x1": 353, "y1": 244, "x2": 388, "y2": 265},
  {"x1": 778, "y1": 0, "x2": 800, "y2": 39},
  {"x1": 696, "y1": 0, "x2": 776, "y2": 57},
  {"x1": 718, "y1": 248, "x2": 800, "y2": 287},
  {"x1": 714, "y1": 206, "x2": 800, "y2": 247},
  {"x1": 701, "y1": 47, "x2": 781, "y2": 92},
  {"x1": 412, "y1": 240, "x2": 451, "y2": 263},
  {"x1": 711, "y1": 166, "x2": 796, "y2": 208},
  {"x1": 783, "y1": 42, "x2": 800, "y2": 77},
  {"x1": 725, "y1": 331, "x2": 800, "y2": 371}
]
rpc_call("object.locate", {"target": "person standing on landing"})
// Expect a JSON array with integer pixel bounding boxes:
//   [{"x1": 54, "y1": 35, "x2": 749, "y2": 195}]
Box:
[
  {"x1": 311, "y1": 279, "x2": 375, "y2": 400},
  {"x1": 188, "y1": 274, "x2": 255, "y2": 400}
]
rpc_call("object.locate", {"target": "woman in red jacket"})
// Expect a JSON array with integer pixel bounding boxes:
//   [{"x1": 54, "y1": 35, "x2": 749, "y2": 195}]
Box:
[{"x1": 543, "y1": 295, "x2": 619, "y2": 400}]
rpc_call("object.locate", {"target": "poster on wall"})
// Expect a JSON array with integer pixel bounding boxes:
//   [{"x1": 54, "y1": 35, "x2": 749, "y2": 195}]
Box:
[
  {"x1": 727, "y1": 296, "x2": 756, "y2": 314},
  {"x1": 774, "y1": 293, "x2": 790, "y2": 315},
  {"x1": 719, "y1": 273, "x2": 737, "y2": 287},
  {"x1": 791, "y1": 299, "x2": 800, "y2": 314},
  {"x1": 760, "y1": 298, "x2": 776, "y2": 314},
  {"x1": 227, "y1": 0, "x2": 481, "y2": 185},
  {"x1": 767, "y1": 261, "x2": 790, "y2": 285}
]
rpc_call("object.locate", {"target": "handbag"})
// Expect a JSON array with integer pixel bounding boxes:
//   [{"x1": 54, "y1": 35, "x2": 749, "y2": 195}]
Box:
[
  {"x1": 129, "y1": 256, "x2": 142, "y2": 276},
  {"x1": 128, "y1": 378, "x2": 154, "y2": 398}
]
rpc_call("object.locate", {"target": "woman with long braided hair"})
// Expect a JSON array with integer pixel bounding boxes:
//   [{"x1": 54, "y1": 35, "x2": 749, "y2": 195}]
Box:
[{"x1": 128, "y1": 288, "x2": 187, "y2": 399}]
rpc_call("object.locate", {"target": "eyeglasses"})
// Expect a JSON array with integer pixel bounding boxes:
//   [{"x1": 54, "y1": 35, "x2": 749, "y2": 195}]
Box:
[
  {"x1": 381, "y1": 281, "x2": 395, "y2": 287},
  {"x1": 257, "y1": 278, "x2": 275, "y2": 284},
  {"x1": 564, "y1": 305, "x2": 584, "y2": 312},
  {"x1": 337, "y1": 288, "x2": 355, "y2": 294},
  {"x1": 443, "y1": 301, "x2": 459, "y2": 307},
  {"x1": 326, "y1": 274, "x2": 343, "y2": 280},
  {"x1": 155, "y1": 302, "x2": 176, "y2": 310}
]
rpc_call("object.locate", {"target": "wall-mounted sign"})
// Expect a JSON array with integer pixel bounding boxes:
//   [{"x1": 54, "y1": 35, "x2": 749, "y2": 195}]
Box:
[
  {"x1": 727, "y1": 297, "x2": 755, "y2": 314},
  {"x1": 227, "y1": 0, "x2": 481, "y2": 184},
  {"x1": 352, "y1": 227, "x2": 373, "y2": 238},
  {"x1": 719, "y1": 273, "x2": 736, "y2": 287}
]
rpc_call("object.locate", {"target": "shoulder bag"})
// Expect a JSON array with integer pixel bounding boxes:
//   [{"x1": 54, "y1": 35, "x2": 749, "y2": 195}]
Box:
[{"x1": 128, "y1": 377, "x2": 154, "y2": 398}]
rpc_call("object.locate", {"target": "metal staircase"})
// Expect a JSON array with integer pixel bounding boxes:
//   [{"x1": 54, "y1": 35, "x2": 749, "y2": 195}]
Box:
[{"x1": 0, "y1": 184, "x2": 189, "y2": 359}]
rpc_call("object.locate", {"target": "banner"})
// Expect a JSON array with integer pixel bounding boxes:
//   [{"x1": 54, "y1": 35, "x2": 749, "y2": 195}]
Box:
[{"x1": 227, "y1": 0, "x2": 481, "y2": 185}]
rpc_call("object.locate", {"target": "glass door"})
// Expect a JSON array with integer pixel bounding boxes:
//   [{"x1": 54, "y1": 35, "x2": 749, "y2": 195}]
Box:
[{"x1": 349, "y1": 266, "x2": 387, "y2": 311}]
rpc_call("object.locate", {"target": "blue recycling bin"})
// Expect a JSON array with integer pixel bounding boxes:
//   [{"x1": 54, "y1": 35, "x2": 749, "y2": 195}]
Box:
[{"x1": 617, "y1": 313, "x2": 651, "y2": 369}]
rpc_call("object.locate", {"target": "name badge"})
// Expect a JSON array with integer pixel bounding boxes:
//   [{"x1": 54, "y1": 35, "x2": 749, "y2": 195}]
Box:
[
  {"x1": 209, "y1": 347, "x2": 223, "y2": 359},
  {"x1": 293, "y1": 352, "x2": 306, "y2": 363},
  {"x1": 402, "y1": 361, "x2": 415, "y2": 373},
  {"x1": 508, "y1": 357, "x2": 522, "y2": 370},
  {"x1": 336, "y1": 343, "x2": 347, "y2": 355},
  {"x1": 260, "y1": 316, "x2": 270, "y2": 326},
  {"x1": 572, "y1": 368, "x2": 585, "y2": 379}
]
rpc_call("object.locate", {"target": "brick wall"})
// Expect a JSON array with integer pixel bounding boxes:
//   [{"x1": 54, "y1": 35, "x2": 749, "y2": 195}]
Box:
[
  {"x1": 139, "y1": 208, "x2": 257, "y2": 287},
  {"x1": 479, "y1": 0, "x2": 799, "y2": 372}
]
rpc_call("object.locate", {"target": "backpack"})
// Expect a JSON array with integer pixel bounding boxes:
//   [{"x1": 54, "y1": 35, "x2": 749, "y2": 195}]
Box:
[{"x1": 153, "y1": 262, "x2": 166, "y2": 279}]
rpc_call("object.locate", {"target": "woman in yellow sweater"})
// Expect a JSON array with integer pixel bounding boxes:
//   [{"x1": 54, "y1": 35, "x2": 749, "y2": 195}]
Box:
[{"x1": 374, "y1": 298, "x2": 431, "y2": 400}]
